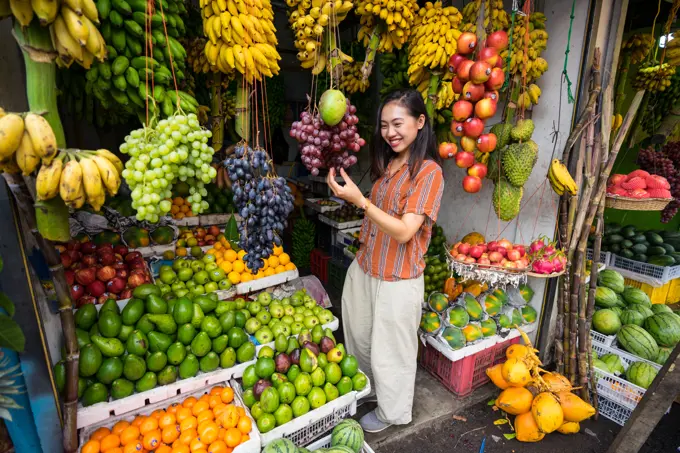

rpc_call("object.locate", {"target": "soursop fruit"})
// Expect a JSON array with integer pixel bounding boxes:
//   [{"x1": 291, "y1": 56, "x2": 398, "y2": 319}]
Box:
[
  {"x1": 486, "y1": 148, "x2": 505, "y2": 180},
  {"x1": 510, "y1": 119, "x2": 535, "y2": 142},
  {"x1": 492, "y1": 178, "x2": 523, "y2": 221},
  {"x1": 502, "y1": 143, "x2": 538, "y2": 187},
  {"x1": 490, "y1": 122, "x2": 513, "y2": 148}
]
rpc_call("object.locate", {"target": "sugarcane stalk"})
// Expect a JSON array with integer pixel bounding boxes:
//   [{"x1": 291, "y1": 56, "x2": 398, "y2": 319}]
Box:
[
  {"x1": 504, "y1": 75, "x2": 522, "y2": 124},
  {"x1": 234, "y1": 81, "x2": 249, "y2": 141},
  {"x1": 614, "y1": 53, "x2": 631, "y2": 115},
  {"x1": 361, "y1": 22, "x2": 385, "y2": 83},
  {"x1": 425, "y1": 73, "x2": 440, "y2": 125},
  {"x1": 210, "y1": 73, "x2": 224, "y2": 152},
  {"x1": 567, "y1": 136, "x2": 587, "y2": 245},
  {"x1": 326, "y1": 30, "x2": 343, "y2": 85}
]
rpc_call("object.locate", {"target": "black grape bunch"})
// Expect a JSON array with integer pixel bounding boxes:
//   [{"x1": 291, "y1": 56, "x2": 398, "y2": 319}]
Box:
[{"x1": 225, "y1": 144, "x2": 295, "y2": 272}]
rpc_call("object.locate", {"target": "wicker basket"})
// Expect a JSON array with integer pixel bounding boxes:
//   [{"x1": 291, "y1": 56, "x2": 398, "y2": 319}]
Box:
[
  {"x1": 526, "y1": 269, "x2": 566, "y2": 279},
  {"x1": 605, "y1": 196, "x2": 673, "y2": 211}
]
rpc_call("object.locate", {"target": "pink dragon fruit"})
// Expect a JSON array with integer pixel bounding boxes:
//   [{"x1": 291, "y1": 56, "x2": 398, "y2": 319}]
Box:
[{"x1": 532, "y1": 258, "x2": 556, "y2": 274}]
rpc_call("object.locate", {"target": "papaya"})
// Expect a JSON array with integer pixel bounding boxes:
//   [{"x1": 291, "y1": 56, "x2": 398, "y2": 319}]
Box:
[
  {"x1": 123, "y1": 226, "x2": 151, "y2": 248},
  {"x1": 150, "y1": 226, "x2": 175, "y2": 245},
  {"x1": 93, "y1": 231, "x2": 122, "y2": 245}
]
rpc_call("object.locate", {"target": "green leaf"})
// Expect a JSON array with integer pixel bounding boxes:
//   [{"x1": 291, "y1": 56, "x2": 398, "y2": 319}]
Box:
[
  {"x1": 0, "y1": 316, "x2": 25, "y2": 352},
  {"x1": 0, "y1": 254, "x2": 3, "y2": 273},
  {"x1": 0, "y1": 395, "x2": 22, "y2": 409},
  {"x1": 503, "y1": 433, "x2": 516, "y2": 440},
  {"x1": 225, "y1": 214, "x2": 239, "y2": 243},
  {"x1": 0, "y1": 292, "x2": 15, "y2": 317},
  {"x1": 494, "y1": 419, "x2": 509, "y2": 425},
  {"x1": 488, "y1": 399, "x2": 496, "y2": 406}
]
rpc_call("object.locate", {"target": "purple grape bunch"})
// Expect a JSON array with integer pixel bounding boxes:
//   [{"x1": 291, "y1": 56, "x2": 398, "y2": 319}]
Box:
[
  {"x1": 225, "y1": 145, "x2": 295, "y2": 272},
  {"x1": 637, "y1": 145, "x2": 680, "y2": 222},
  {"x1": 290, "y1": 99, "x2": 365, "y2": 176}
]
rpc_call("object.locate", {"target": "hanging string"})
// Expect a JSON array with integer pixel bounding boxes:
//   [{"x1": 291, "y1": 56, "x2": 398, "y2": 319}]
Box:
[
  {"x1": 649, "y1": 0, "x2": 662, "y2": 64},
  {"x1": 562, "y1": 0, "x2": 577, "y2": 103},
  {"x1": 501, "y1": 8, "x2": 516, "y2": 92}
]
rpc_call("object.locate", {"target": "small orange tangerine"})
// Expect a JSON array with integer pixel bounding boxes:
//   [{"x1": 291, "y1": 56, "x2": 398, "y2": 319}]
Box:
[
  {"x1": 81, "y1": 440, "x2": 100, "y2": 453},
  {"x1": 212, "y1": 403, "x2": 227, "y2": 418},
  {"x1": 131, "y1": 416, "x2": 146, "y2": 428},
  {"x1": 179, "y1": 429, "x2": 197, "y2": 445},
  {"x1": 209, "y1": 387, "x2": 224, "y2": 396},
  {"x1": 91, "y1": 427, "x2": 111, "y2": 441},
  {"x1": 151, "y1": 409, "x2": 166, "y2": 419},
  {"x1": 220, "y1": 406, "x2": 238, "y2": 429},
  {"x1": 218, "y1": 428, "x2": 226, "y2": 440},
  {"x1": 172, "y1": 442, "x2": 189, "y2": 453},
  {"x1": 166, "y1": 403, "x2": 180, "y2": 415},
  {"x1": 240, "y1": 433, "x2": 250, "y2": 444},
  {"x1": 236, "y1": 417, "x2": 251, "y2": 435},
  {"x1": 180, "y1": 416, "x2": 198, "y2": 432},
  {"x1": 193, "y1": 450, "x2": 208, "y2": 453},
  {"x1": 235, "y1": 407, "x2": 245, "y2": 418},
  {"x1": 219, "y1": 388, "x2": 234, "y2": 404},
  {"x1": 139, "y1": 417, "x2": 159, "y2": 435},
  {"x1": 197, "y1": 422, "x2": 219, "y2": 445},
  {"x1": 142, "y1": 429, "x2": 161, "y2": 451},
  {"x1": 192, "y1": 400, "x2": 210, "y2": 417},
  {"x1": 198, "y1": 394, "x2": 211, "y2": 404},
  {"x1": 224, "y1": 428, "x2": 241, "y2": 448},
  {"x1": 176, "y1": 407, "x2": 193, "y2": 423},
  {"x1": 102, "y1": 448, "x2": 122, "y2": 453},
  {"x1": 159, "y1": 413, "x2": 177, "y2": 429},
  {"x1": 207, "y1": 440, "x2": 228, "y2": 453},
  {"x1": 112, "y1": 421, "x2": 130, "y2": 435},
  {"x1": 162, "y1": 425, "x2": 181, "y2": 444},
  {"x1": 120, "y1": 426, "x2": 141, "y2": 445},
  {"x1": 208, "y1": 395, "x2": 222, "y2": 409},
  {"x1": 183, "y1": 397, "x2": 198, "y2": 409},
  {"x1": 156, "y1": 444, "x2": 173, "y2": 453},
  {"x1": 122, "y1": 442, "x2": 143, "y2": 453},
  {"x1": 189, "y1": 438, "x2": 206, "y2": 452},
  {"x1": 196, "y1": 410, "x2": 214, "y2": 425},
  {"x1": 100, "y1": 434, "x2": 121, "y2": 451}
]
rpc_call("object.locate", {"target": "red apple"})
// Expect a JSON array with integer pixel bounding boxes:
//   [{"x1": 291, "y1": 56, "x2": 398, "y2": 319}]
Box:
[
  {"x1": 67, "y1": 250, "x2": 82, "y2": 263},
  {"x1": 455, "y1": 151, "x2": 475, "y2": 168},
  {"x1": 451, "y1": 120, "x2": 465, "y2": 137},
  {"x1": 120, "y1": 288, "x2": 133, "y2": 300},
  {"x1": 468, "y1": 162, "x2": 488, "y2": 179},
  {"x1": 488, "y1": 241, "x2": 499, "y2": 251},
  {"x1": 463, "y1": 175, "x2": 482, "y2": 193},
  {"x1": 64, "y1": 269, "x2": 75, "y2": 286},
  {"x1": 485, "y1": 67, "x2": 505, "y2": 91},
  {"x1": 452, "y1": 100, "x2": 473, "y2": 122},
  {"x1": 477, "y1": 133, "x2": 498, "y2": 153},
  {"x1": 127, "y1": 273, "x2": 146, "y2": 289},
  {"x1": 124, "y1": 251, "x2": 142, "y2": 262},
  {"x1": 75, "y1": 267, "x2": 97, "y2": 286},
  {"x1": 66, "y1": 240, "x2": 81, "y2": 251},
  {"x1": 464, "y1": 256, "x2": 477, "y2": 264},
  {"x1": 99, "y1": 253, "x2": 116, "y2": 266},
  {"x1": 487, "y1": 31, "x2": 509, "y2": 50},
  {"x1": 113, "y1": 245, "x2": 128, "y2": 256},
  {"x1": 97, "y1": 265, "x2": 116, "y2": 282},
  {"x1": 507, "y1": 249, "x2": 521, "y2": 261},
  {"x1": 457, "y1": 32, "x2": 477, "y2": 54},
  {"x1": 60, "y1": 253, "x2": 73, "y2": 269},
  {"x1": 458, "y1": 243, "x2": 471, "y2": 255},
  {"x1": 115, "y1": 268, "x2": 129, "y2": 279},
  {"x1": 469, "y1": 61, "x2": 492, "y2": 84},
  {"x1": 76, "y1": 295, "x2": 96, "y2": 308},
  {"x1": 460, "y1": 136, "x2": 477, "y2": 153},
  {"x1": 86, "y1": 280, "x2": 106, "y2": 297},
  {"x1": 489, "y1": 251, "x2": 503, "y2": 262},
  {"x1": 456, "y1": 254, "x2": 468, "y2": 261},
  {"x1": 448, "y1": 54, "x2": 467, "y2": 72},
  {"x1": 456, "y1": 59, "x2": 475, "y2": 81},
  {"x1": 451, "y1": 77, "x2": 465, "y2": 94},
  {"x1": 438, "y1": 142, "x2": 458, "y2": 159},
  {"x1": 107, "y1": 277, "x2": 127, "y2": 294},
  {"x1": 469, "y1": 245, "x2": 483, "y2": 259},
  {"x1": 478, "y1": 257, "x2": 491, "y2": 265},
  {"x1": 198, "y1": 240, "x2": 206, "y2": 247},
  {"x1": 98, "y1": 293, "x2": 117, "y2": 304},
  {"x1": 475, "y1": 98, "x2": 497, "y2": 119},
  {"x1": 70, "y1": 284, "x2": 85, "y2": 301},
  {"x1": 463, "y1": 117, "x2": 485, "y2": 138},
  {"x1": 128, "y1": 259, "x2": 146, "y2": 270},
  {"x1": 479, "y1": 47, "x2": 500, "y2": 67},
  {"x1": 463, "y1": 81, "x2": 485, "y2": 102},
  {"x1": 484, "y1": 90, "x2": 500, "y2": 102},
  {"x1": 112, "y1": 261, "x2": 127, "y2": 270},
  {"x1": 96, "y1": 243, "x2": 114, "y2": 254},
  {"x1": 498, "y1": 239, "x2": 513, "y2": 250},
  {"x1": 497, "y1": 246, "x2": 507, "y2": 257},
  {"x1": 81, "y1": 241, "x2": 97, "y2": 254},
  {"x1": 515, "y1": 245, "x2": 527, "y2": 257}
]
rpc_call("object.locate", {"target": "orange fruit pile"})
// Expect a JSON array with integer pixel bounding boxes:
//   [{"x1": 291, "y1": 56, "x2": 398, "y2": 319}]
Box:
[
  {"x1": 81, "y1": 386, "x2": 252, "y2": 453},
  {"x1": 205, "y1": 239, "x2": 296, "y2": 285},
  {"x1": 169, "y1": 197, "x2": 195, "y2": 220}
]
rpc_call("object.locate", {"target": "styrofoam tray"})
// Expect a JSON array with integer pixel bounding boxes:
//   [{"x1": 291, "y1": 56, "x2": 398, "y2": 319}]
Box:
[
  {"x1": 425, "y1": 322, "x2": 538, "y2": 363},
  {"x1": 131, "y1": 243, "x2": 176, "y2": 258},
  {"x1": 590, "y1": 329, "x2": 616, "y2": 347},
  {"x1": 317, "y1": 214, "x2": 364, "y2": 230},
  {"x1": 307, "y1": 434, "x2": 375, "y2": 452},
  {"x1": 199, "y1": 213, "x2": 242, "y2": 225},
  {"x1": 305, "y1": 198, "x2": 343, "y2": 213},
  {"x1": 215, "y1": 287, "x2": 238, "y2": 300},
  {"x1": 173, "y1": 216, "x2": 200, "y2": 226},
  {"x1": 76, "y1": 359, "x2": 255, "y2": 429},
  {"x1": 336, "y1": 227, "x2": 361, "y2": 247},
  {"x1": 232, "y1": 372, "x2": 371, "y2": 448},
  {"x1": 236, "y1": 269, "x2": 300, "y2": 295},
  {"x1": 78, "y1": 381, "x2": 261, "y2": 453}
]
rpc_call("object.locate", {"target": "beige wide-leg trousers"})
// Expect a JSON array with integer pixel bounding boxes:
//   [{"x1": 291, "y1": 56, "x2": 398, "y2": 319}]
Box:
[{"x1": 341, "y1": 260, "x2": 423, "y2": 425}]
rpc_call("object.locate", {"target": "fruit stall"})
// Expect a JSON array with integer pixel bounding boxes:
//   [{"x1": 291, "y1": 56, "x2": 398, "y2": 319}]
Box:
[{"x1": 0, "y1": 0, "x2": 680, "y2": 452}]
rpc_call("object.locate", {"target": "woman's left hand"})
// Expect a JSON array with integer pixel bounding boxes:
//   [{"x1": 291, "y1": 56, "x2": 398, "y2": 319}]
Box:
[{"x1": 327, "y1": 168, "x2": 364, "y2": 207}]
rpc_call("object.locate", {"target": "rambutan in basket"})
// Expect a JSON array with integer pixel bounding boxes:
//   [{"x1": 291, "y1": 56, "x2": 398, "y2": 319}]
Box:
[{"x1": 605, "y1": 196, "x2": 673, "y2": 211}]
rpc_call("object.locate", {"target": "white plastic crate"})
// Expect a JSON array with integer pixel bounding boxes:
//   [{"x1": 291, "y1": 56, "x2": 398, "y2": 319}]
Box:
[
  {"x1": 597, "y1": 394, "x2": 632, "y2": 426},
  {"x1": 232, "y1": 373, "x2": 371, "y2": 448},
  {"x1": 336, "y1": 228, "x2": 361, "y2": 247},
  {"x1": 591, "y1": 340, "x2": 661, "y2": 371},
  {"x1": 590, "y1": 330, "x2": 616, "y2": 347},
  {"x1": 235, "y1": 269, "x2": 300, "y2": 295},
  {"x1": 586, "y1": 248, "x2": 611, "y2": 266},
  {"x1": 199, "y1": 213, "x2": 242, "y2": 225},
  {"x1": 173, "y1": 216, "x2": 200, "y2": 226},
  {"x1": 317, "y1": 214, "x2": 364, "y2": 230},
  {"x1": 609, "y1": 254, "x2": 680, "y2": 286},
  {"x1": 78, "y1": 381, "x2": 261, "y2": 453},
  {"x1": 305, "y1": 198, "x2": 343, "y2": 213},
  {"x1": 306, "y1": 434, "x2": 375, "y2": 452}
]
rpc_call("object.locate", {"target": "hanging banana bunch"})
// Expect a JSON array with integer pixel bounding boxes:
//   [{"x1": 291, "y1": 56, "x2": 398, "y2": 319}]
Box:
[
  {"x1": 201, "y1": 0, "x2": 281, "y2": 82},
  {"x1": 286, "y1": 0, "x2": 355, "y2": 73},
  {"x1": 500, "y1": 12, "x2": 549, "y2": 84},
  {"x1": 378, "y1": 50, "x2": 409, "y2": 99},
  {"x1": 622, "y1": 33, "x2": 655, "y2": 65},
  {"x1": 665, "y1": 33, "x2": 680, "y2": 67},
  {"x1": 633, "y1": 61, "x2": 675, "y2": 92},
  {"x1": 339, "y1": 61, "x2": 370, "y2": 94},
  {"x1": 461, "y1": 0, "x2": 509, "y2": 33}
]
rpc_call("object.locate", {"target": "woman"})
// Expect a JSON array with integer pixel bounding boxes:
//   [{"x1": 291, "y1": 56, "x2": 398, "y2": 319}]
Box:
[{"x1": 326, "y1": 89, "x2": 445, "y2": 433}]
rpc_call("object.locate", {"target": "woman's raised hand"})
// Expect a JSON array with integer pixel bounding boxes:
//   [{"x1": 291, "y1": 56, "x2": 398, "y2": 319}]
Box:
[{"x1": 326, "y1": 168, "x2": 364, "y2": 207}]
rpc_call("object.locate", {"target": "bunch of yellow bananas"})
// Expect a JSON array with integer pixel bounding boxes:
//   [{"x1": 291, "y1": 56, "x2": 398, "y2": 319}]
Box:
[
  {"x1": 622, "y1": 33, "x2": 655, "y2": 65},
  {"x1": 461, "y1": 0, "x2": 509, "y2": 33},
  {"x1": 200, "y1": 0, "x2": 281, "y2": 82},
  {"x1": 633, "y1": 62, "x2": 675, "y2": 92},
  {"x1": 221, "y1": 92, "x2": 236, "y2": 120},
  {"x1": 664, "y1": 33, "x2": 680, "y2": 67},
  {"x1": 547, "y1": 159, "x2": 578, "y2": 196},
  {"x1": 516, "y1": 83, "x2": 542, "y2": 109},
  {"x1": 0, "y1": 109, "x2": 58, "y2": 175},
  {"x1": 36, "y1": 149, "x2": 122, "y2": 210},
  {"x1": 356, "y1": 0, "x2": 419, "y2": 53},
  {"x1": 500, "y1": 12, "x2": 549, "y2": 83},
  {"x1": 187, "y1": 37, "x2": 217, "y2": 74},
  {"x1": 286, "y1": 0, "x2": 354, "y2": 73},
  {"x1": 339, "y1": 62, "x2": 370, "y2": 94}
]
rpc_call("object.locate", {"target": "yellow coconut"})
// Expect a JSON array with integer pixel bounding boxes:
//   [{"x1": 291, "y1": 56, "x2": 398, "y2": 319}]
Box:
[
  {"x1": 543, "y1": 373, "x2": 573, "y2": 393},
  {"x1": 506, "y1": 344, "x2": 531, "y2": 360},
  {"x1": 515, "y1": 412, "x2": 545, "y2": 442},
  {"x1": 557, "y1": 391, "x2": 596, "y2": 422},
  {"x1": 531, "y1": 392, "x2": 564, "y2": 433},
  {"x1": 557, "y1": 421, "x2": 580, "y2": 434},
  {"x1": 486, "y1": 363, "x2": 511, "y2": 389},
  {"x1": 496, "y1": 387, "x2": 534, "y2": 415},
  {"x1": 501, "y1": 357, "x2": 531, "y2": 387}
]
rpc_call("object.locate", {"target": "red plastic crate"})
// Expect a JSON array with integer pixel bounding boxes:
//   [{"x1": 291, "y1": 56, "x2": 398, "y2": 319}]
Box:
[
  {"x1": 310, "y1": 248, "x2": 331, "y2": 284},
  {"x1": 419, "y1": 336, "x2": 521, "y2": 396}
]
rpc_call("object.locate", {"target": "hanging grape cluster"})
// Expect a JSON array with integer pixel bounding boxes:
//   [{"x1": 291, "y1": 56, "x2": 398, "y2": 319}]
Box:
[
  {"x1": 120, "y1": 114, "x2": 217, "y2": 222},
  {"x1": 225, "y1": 145, "x2": 295, "y2": 271},
  {"x1": 637, "y1": 145, "x2": 680, "y2": 222},
  {"x1": 290, "y1": 99, "x2": 365, "y2": 176}
]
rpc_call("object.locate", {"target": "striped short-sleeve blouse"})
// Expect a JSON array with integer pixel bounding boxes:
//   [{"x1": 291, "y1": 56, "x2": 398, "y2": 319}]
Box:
[{"x1": 355, "y1": 159, "x2": 444, "y2": 281}]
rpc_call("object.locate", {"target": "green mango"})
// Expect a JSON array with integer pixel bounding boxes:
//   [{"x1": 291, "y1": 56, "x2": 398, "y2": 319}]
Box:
[
  {"x1": 54, "y1": 361, "x2": 65, "y2": 394},
  {"x1": 82, "y1": 383, "x2": 108, "y2": 407},
  {"x1": 218, "y1": 312, "x2": 236, "y2": 333},
  {"x1": 75, "y1": 328, "x2": 91, "y2": 348},
  {"x1": 75, "y1": 304, "x2": 98, "y2": 330},
  {"x1": 236, "y1": 341, "x2": 255, "y2": 363},
  {"x1": 200, "y1": 316, "x2": 222, "y2": 338},
  {"x1": 136, "y1": 314, "x2": 155, "y2": 334},
  {"x1": 147, "y1": 314, "x2": 177, "y2": 334},
  {"x1": 117, "y1": 324, "x2": 134, "y2": 342},
  {"x1": 274, "y1": 334, "x2": 287, "y2": 353},
  {"x1": 167, "y1": 342, "x2": 187, "y2": 365},
  {"x1": 135, "y1": 371, "x2": 158, "y2": 392},
  {"x1": 227, "y1": 327, "x2": 247, "y2": 349},
  {"x1": 132, "y1": 283, "x2": 161, "y2": 299},
  {"x1": 91, "y1": 335, "x2": 125, "y2": 357},
  {"x1": 190, "y1": 331, "x2": 212, "y2": 357},
  {"x1": 286, "y1": 337, "x2": 300, "y2": 355},
  {"x1": 148, "y1": 331, "x2": 172, "y2": 353},
  {"x1": 336, "y1": 376, "x2": 353, "y2": 396},
  {"x1": 145, "y1": 293, "x2": 167, "y2": 314},
  {"x1": 211, "y1": 335, "x2": 229, "y2": 354},
  {"x1": 79, "y1": 344, "x2": 102, "y2": 377},
  {"x1": 173, "y1": 297, "x2": 193, "y2": 324},
  {"x1": 98, "y1": 311, "x2": 122, "y2": 338},
  {"x1": 299, "y1": 348, "x2": 318, "y2": 373},
  {"x1": 199, "y1": 351, "x2": 220, "y2": 372},
  {"x1": 126, "y1": 330, "x2": 149, "y2": 356},
  {"x1": 123, "y1": 354, "x2": 147, "y2": 381},
  {"x1": 311, "y1": 325, "x2": 324, "y2": 344},
  {"x1": 219, "y1": 347, "x2": 236, "y2": 369},
  {"x1": 179, "y1": 353, "x2": 199, "y2": 379},
  {"x1": 96, "y1": 357, "x2": 123, "y2": 384},
  {"x1": 111, "y1": 378, "x2": 135, "y2": 400},
  {"x1": 194, "y1": 295, "x2": 217, "y2": 314},
  {"x1": 157, "y1": 365, "x2": 178, "y2": 385},
  {"x1": 191, "y1": 303, "x2": 205, "y2": 328},
  {"x1": 177, "y1": 323, "x2": 197, "y2": 345},
  {"x1": 146, "y1": 351, "x2": 168, "y2": 372},
  {"x1": 121, "y1": 298, "x2": 145, "y2": 326},
  {"x1": 100, "y1": 299, "x2": 120, "y2": 315}
]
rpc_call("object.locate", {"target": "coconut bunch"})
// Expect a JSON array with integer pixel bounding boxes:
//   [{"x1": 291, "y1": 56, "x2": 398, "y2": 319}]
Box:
[
  {"x1": 499, "y1": 12, "x2": 549, "y2": 83},
  {"x1": 486, "y1": 329, "x2": 596, "y2": 442},
  {"x1": 461, "y1": 0, "x2": 509, "y2": 33}
]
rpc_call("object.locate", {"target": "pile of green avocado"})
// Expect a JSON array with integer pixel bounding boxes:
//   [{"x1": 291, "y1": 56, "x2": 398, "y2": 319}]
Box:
[
  {"x1": 54, "y1": 284, "x2": 257, "y2": 407},
  {"x1": 595, "y1": 224, "x2": 680, "y2": 266}
]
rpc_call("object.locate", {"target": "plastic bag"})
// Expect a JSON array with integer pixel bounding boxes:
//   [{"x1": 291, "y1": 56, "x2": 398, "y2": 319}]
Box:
[
  {"x1": 256, "y1": 275, "x2": 332, "y2": 308},
  {"x1": 505, "y1": 286, "x2": 529, "y2": 307}
]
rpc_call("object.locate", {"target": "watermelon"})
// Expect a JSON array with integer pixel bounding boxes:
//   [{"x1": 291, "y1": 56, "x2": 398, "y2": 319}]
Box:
[
  {"x1": 482, "y1": 293, "x2": 504, "y2": 317},
  {"x1": 592, "y1": 309, "x2": 621, "y2": 335},
  {"x1": 521, "y1": 306, "x2": 537, "y2": 324},
  {"x1": 622, "y1": 287, "x2": 651, "y2": 307},
  {"x1": 592, "y1": 358, "x2": 611, "y2": 373},
  {"x1": 591, "y1": 349, "x2": 598, "y2": 360},
  {"x1": 651, "y1": 304, "x2": 673, "y2": 314},
  {"x1": 480, "y1": 319, "x2": 498, "y2": 337},
  {"x1": 519, "y1": 283, "x2": 534, "y2": 303},
  {"x1": 498, "y1": 314, "x2": 512, "y2": 329},
  {"x1": 263, "y1": 439, "x2": 298, "y2": 453},
  {"x1": 462, "y1": 323, "x2": 483, "y2": 342},
  {"x1": 331, "y1": 419, "x2": 364, "y2": 452},
  {"x1": 626, "y1": 361, "x2": 658, "y2": 389},
  {"x1": 442, "y1": 326, "x2": 466, "y2": 350},
  {"x1": 628, "y1": 304, "x2": 654, "y2": 319},
  {"x1": 615, "y1": 293, "x2": 627, "y2": 308},
  {"x1": 298, "y1": 449, "x2": 311, "y2": 453},
  {"x1": 420, "y1": 311, "x2": 442, "y2": 334},
  {"x1": 594, "y1": 287, "x2": 619, "y2": 308},
  {"x1": 448, "y1": 306, "x2": 470, "y2": 328},
  {"x1": 511, "y1": 308, "x2": 523, "y2": 326},
  {"x1": 610, "y1": 306, "x2": 624, "y2": 317},
  {"x1": 619, "y1": 310, "x2": 645, "y2": 327},
  {"x1": 428, "y1": 292, "x2": 449, "y2": 313},
  {"x1": 491, "y1": 288, "x2": 508, "y2": 304},
  {"x1": 600, "y1": 353, "x2": 625, "y2": 375},
  {"x1": 463, "y1": 293, "x2": 484, "y2": 321},
  {"x1": 616, "y1": 325, "x2": 659, "y2": 361},
  {"x1": 654, "y1": 347, "x2": 672, "y2": 365},
  {"x1": 643, "y1": 313, "x2": 680, "y2": 347},
  {"x1": 597, "y1": 269, "x2": 625, "y2": 293},
  {"x1": 326, "y1": 447, "x2": 356, "y2": 453}
]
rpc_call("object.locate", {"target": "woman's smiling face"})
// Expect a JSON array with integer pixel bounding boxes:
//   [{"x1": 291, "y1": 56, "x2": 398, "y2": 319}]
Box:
[{"x1": 380, "y1": 102, "x2": 425, "y2": 154}]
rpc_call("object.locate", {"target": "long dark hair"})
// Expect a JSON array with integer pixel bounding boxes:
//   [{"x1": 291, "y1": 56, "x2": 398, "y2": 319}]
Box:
[{"x1": 371, "y1": 89, "x2": 440, "y2": 181}]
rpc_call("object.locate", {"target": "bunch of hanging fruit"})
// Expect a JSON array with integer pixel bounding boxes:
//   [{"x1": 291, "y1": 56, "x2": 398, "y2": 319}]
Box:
[
  {"x1": 438, "y1": 30, "x2": 509, "y2": 194},
  {"x1": 486, "y1": 330, "x2": 596, "y2": 442}
]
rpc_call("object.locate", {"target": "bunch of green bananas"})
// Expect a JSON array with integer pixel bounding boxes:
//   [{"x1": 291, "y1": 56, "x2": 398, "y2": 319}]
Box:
[
  {"x1": 665, "y1": 33, "x2": 680, "y2": 67},
  {"x1": 642, "y1": 70, "x2": 680, "y2": 134},
  {"x1": 622, "y1": 33, "x2": 655, "y2": 65},
  {"x1": 379, "y1": 50, "x2": 409, "y2": 99},
  {"x1": 340, "y1": 61, "x2": 370, "y2": 94},
  {"x1": 633, "y1": 62, "x2": 676, "y2": 92},
  {"x1": 266, "y1": 75, "x2": 286, "y2": 130},
  {"x1": 500, "y1": 12, "x2": 549, "y2": 83},
  {"x1": 292, "y1": 213, "x2": 316, "y2": 269},
  {"x1": 186, "y1": 36, "x2": 214, "y2": 74},
  {"x1": 221, "y1": 90, "x2": 236, "y2": 122},
  {"x1": 356, "y1": 0, "x2": 419, "y2": 53},
  {"x1": 461, "y1": 0, "x2": 509, "y2": 33}
]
